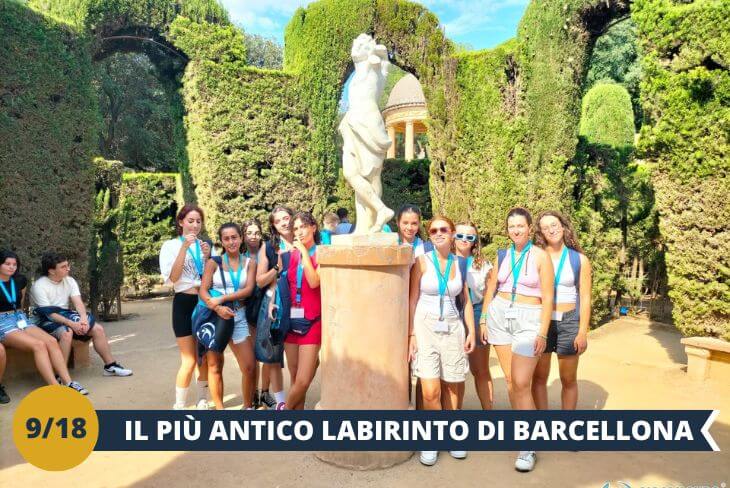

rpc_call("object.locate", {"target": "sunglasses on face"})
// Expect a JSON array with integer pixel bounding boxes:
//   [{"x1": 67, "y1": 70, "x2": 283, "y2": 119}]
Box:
[
  {"x1": 428, "y1": 226, "x2": 451, "y2": 236},
  {"x1": 454, "y1": 233, "x2": 477, "y2": 242}
]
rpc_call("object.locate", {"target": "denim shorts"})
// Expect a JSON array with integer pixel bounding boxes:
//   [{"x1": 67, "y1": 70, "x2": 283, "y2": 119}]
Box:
[
  {"x1": 546, "y1": 308, "x2": 580, "y2": 355},
  {"x1": 231, "y1": 307, "x2": 250, "y2": 344},
  {"x1": 0, "y1": 311, "x2": 36, "y2": 342}
]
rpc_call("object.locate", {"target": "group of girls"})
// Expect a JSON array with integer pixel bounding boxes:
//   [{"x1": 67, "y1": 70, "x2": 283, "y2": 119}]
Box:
[
  {"x1": 407, "y1": 206, "x2": 592, "y2": 473},
  {"x1": 159, "y1": 204, "x2": 322, "y2": 411},
  {"x1": 158, "y1": 201, "x2": 592, "y2": 474}
]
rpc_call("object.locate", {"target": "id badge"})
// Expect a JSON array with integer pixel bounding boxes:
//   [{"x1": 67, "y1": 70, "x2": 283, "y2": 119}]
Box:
[
  {"x1": 504, "y1": 307, "x2": 518, "y2": 320},
  {"x1": 433, "y1": 318, "x2": 449, "y2": 333},
  {"x1": 551, "y1": 311, "x2": 564, "y2": 321},
  {"x1": 291, "y1": 307, "x2": 305, "y2": 319},
  {"x1": 16, "y1": 314, "x2": 28, "y2": 329}
]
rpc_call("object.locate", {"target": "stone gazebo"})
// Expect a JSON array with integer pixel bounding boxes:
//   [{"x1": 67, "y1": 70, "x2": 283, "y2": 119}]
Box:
[{"x1": 382, "y1": 73, "x2": 427, "y2": 161}]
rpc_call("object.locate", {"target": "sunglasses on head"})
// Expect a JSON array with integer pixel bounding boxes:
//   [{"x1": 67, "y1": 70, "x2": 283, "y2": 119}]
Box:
[
  {"x1": 428, "y1": 226, "x2": 451, "y2": 236},
  {"x1": 454, "y1": 233, "x2": 477, "y2": 243}
]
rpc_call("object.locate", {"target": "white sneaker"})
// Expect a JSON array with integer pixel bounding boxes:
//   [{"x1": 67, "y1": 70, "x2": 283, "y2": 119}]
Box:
[
  {"x1": 196, "y1": 398, "x2": 210, "y2": 410},
  {"x1": 449, "y1": 450, "x2": 467, "y2": 459},
  {"x1": 419, "y1": 451, "x2": 438, "y2": 466},
  {"x1": 66, "y1": 380, "x2": 89, "y2": 396},
  {"x1": 172, "y1": 403, "x2": 185, "y2": 410},
  {"x1": 515, "y1": 451, "x2": 536, "y2": 472},
  {"x1": 103, "y1": 362, "x2": 133, "y2": 377}
]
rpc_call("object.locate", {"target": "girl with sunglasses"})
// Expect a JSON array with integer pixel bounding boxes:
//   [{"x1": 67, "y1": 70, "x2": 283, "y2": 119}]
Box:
[
  {"x1": 453, "y1": 222, "x2": 494, "y2": 410},
  {"x1": 408, "y1": 216, "x2": 475, "y2": 466},
  {"x1": 479, "y1": 207, "x2": 553, "y2": 473},
  {"x1": 531, "y1": 211, "x2": 591, "y2": 412}
]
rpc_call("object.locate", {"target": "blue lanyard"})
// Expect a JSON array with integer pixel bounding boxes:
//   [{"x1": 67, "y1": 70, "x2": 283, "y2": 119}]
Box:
[
  {"x1": 510, "y1": 241, "x2": 532, "y2": 304},
  {"x1": 554, "y1": 246, "x2": 568, "y2": 294},
  {"x1": 295, "y1": 246, "x2": 317, "y2": 305},
  {"x1": 224, "y1": 253, "x2": 243, "y2": 292},
  {"x1": 430, "y1": 250, "x2": 453, "y2": 320},
  {"x1": 0, "y1": 278, "x2": 17, "y2": 310},
  {"x1": 466, "y1": 256, "x2": 476, "y2": 304},
  {"x1": 179, "y1": 237, "x2": 203, "y2": 276},
  {"x1": 279, "y1": 240, "x2": 288, "y2": 251}
]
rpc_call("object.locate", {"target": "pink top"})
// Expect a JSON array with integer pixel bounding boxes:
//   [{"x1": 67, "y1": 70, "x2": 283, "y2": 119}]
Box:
[{"x1": 496, "y1": 247, "x2": 542, "y2": 298}]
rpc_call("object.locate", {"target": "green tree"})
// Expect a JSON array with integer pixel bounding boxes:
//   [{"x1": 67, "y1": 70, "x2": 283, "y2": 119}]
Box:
[
  {"x1": 94, "y1": 52, "x2": 184, "y2": 171},
  {"x1": 585, "y1": 18, "x2": 642, "y2": 126},
  {"x1": 243, "y1": 33, "x2": 283, "y2": 69}
]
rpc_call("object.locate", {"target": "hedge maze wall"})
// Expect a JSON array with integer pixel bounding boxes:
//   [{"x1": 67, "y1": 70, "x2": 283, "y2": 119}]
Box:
[{"x1": 2, "y1": 0, "x2": 727, "y2": 338}]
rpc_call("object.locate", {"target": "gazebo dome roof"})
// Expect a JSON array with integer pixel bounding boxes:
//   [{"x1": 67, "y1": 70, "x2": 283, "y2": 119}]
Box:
[{"x1": 385, "y1": 73, "x2": 425, "y2": 109}]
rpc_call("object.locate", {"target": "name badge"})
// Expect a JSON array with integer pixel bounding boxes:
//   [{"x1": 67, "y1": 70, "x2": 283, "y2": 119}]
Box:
[
  {"x1": 551, "y1": 311, "x2": 564, "y2": 321},
  {"x1": 16, "y1": 316, "x2": 28, "y2": 329},
  {"x1": 291, "y1": 307, "x2": 305, "y2": 319},
  {"x1": 504, "y1": 307, "x2": 518, "y2": 319},
  {"x1": 433, "y1": 319, "x2": 449, "y2": 333}
]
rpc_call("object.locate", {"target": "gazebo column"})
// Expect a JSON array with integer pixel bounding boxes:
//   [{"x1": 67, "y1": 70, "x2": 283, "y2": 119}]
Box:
[
  {"x1": 387, "y1": 125, "x2": 396, "y2": 159},
  {"x1": 404, "y1": 120, "x2": 414, "y2": 161}
]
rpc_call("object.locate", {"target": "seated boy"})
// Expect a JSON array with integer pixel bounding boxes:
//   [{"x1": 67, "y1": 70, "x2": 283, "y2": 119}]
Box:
[{"x1": 30, "y1": 252, "x2": 132, "y2": 377}]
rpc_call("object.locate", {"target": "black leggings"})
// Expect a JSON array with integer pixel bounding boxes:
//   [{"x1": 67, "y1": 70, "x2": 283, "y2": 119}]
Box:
[{"x1": 172, "y1": 292, "x2": 199, "y2": 338}]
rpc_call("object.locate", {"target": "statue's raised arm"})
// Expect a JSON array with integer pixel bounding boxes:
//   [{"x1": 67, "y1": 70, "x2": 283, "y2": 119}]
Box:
[{"x1": 338, "y1": 34, "x2": 395, "y2": 234}]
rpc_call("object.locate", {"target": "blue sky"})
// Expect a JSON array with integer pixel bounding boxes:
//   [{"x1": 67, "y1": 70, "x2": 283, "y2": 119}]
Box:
[{"x1": 221, "y1": 0, "x2": 530, "y2": 51}]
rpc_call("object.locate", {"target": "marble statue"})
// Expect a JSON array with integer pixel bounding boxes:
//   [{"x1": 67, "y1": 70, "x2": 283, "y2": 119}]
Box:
[{"x1": 339, "y1": 33, "x2": 395, "y2": 234}]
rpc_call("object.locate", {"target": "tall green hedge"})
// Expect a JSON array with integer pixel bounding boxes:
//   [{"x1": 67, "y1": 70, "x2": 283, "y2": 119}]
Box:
[
  {"x1": 170, "y1": 17, "x2": 312, "y2": 233},
  {"x1": 118, "y1": 172, "x2": 179, "y2": 293},
  {"x1": 633, "y1": 0, "x2": 729, "y2": 340},
  {"x1": 89, "y1": 158, "x2": 124, "y2": 317},
  {"x1": 0, "y1": 1, "x2": 97, "y2": 287}
]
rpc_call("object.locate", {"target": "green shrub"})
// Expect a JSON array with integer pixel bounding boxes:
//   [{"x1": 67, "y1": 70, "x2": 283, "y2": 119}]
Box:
[
  {"x1": 118, "y1": 173, "x2": 179, "y2": 294},
  {"x1": 0, "y1": 1, "x2": 97, "y2": 289},
  {"x1": 634, "y1": 0, "x2": 729, "y2": 339},
  {"x1": 89, "y1": 158, "x2": 124, "y2": 317}
]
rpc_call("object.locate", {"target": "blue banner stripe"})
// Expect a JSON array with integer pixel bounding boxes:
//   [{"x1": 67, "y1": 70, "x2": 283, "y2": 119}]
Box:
[{"x1": 93, "y1": 410, "x2": 719, "y2": 452}]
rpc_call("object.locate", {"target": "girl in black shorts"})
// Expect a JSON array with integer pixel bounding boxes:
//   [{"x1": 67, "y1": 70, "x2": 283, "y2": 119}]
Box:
[
  {"x1": 532, "y1": 210, "x2": 592, "y2": 411},
  {"x1": 159, "y1": 204, "x2": 213, "y2": 410}
]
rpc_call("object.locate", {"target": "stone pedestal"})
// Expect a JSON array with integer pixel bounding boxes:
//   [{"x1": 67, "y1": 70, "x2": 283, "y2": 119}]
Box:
[
  {"x1": 315, "y1": 234, "x2": 413, "y2": 470},
  {"x1": 681, "y1": 337, "x2": 730, "y2": 382}
]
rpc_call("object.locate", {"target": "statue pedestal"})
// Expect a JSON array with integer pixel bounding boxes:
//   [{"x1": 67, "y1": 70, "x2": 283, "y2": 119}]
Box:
[{"x1": 315, "y1": 235, "x2": 413, "y2": 470}]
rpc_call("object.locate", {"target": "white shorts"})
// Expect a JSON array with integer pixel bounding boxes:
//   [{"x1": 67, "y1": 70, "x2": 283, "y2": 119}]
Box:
[
  {"x1": 231, "y1": 308, "x2": 250, "y2": 344},
  {"x1": 486, "y1": 295, "x2": 542, "y2": 357},
  {"x1": 413, "y1": 307, "x2": 467, "y2": 383}
]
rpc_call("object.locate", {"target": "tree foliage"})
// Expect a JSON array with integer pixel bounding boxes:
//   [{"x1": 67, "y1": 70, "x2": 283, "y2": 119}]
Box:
[{"x1": 244, "y1": 33, "x2": 283, "y2": 69}]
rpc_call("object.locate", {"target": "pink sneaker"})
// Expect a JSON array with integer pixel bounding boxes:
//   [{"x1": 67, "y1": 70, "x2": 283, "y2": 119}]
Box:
[{"x1": 275, "y1": 402, "x2": 286, "y2": 410}]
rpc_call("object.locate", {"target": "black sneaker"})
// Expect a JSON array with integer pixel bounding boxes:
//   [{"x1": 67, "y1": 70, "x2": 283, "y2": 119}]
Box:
[
  {"x1": 0, "y1": 384, "x2": 10, "y2": 404},
  {"x1": 261, "y1": 390, "x2": 276, "y2": 409},
  {"x1": 252, "y1": 389, "x2": 261, "y2": 409}
]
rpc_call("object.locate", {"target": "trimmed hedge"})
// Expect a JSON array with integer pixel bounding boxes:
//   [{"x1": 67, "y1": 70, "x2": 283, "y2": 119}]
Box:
[
  {"x1": 118, "y1": 172, "x2": 179, "y2": 293},
  {"x1": 170, "y1": 17, "x2": 312, "y2": 233},
  {"x1": 89, "y1": 158, "x2": 124, "y2": 317},
  {"x1": 634, "y1": 0, "x2": 730, "y2": 340},
  {"x1": 0, "y1": 1, "x2": 97, "y2": 288},
  {"x1": 381, "y1": 158, "x2": 432, "y2": 221}
]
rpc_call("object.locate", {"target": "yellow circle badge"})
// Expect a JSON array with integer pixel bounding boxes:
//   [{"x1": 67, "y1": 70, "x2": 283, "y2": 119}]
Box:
[{"x1": 12, "y1": 385, "x2": 99, "y2": 471}]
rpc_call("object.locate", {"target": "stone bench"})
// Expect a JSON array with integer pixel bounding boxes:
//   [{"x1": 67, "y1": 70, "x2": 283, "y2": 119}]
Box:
[
  {"x1": 3, "y1": 339, "x2": 90, "y2": 381},
  {"x1": 681, "y1": 337, "x2": 730, "y2": 382}
]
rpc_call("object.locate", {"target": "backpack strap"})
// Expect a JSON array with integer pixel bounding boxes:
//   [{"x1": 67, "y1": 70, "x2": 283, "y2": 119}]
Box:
[
  {"x1": 493, "y1": 249, "x2": 507, "y2": 297},
  {"x1": 265, "y1": 241, "x2": 278, "y2": 271},
  {"x1": 567, "y1": 247, "x2": 582, "y2": 317},
  {"x1": 211, "y1": 256, "x2": 226, "y2": 289}
]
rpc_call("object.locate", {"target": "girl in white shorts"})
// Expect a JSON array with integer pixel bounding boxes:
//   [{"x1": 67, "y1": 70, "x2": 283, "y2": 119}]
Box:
[
  {"x1": 479, "y1": 207, "x2": 554, "y2": 473},
  {"x1": 408, "y1": 216, "x2": 475, "y2": 467}
]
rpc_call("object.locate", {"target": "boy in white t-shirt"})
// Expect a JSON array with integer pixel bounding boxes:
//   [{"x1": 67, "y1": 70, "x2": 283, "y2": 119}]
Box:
[{"x1": 31, "y1": 252, "x2": 132, "y2": 377}]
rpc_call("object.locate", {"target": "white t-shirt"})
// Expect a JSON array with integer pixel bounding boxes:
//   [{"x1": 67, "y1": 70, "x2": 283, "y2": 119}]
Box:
[
  {"x1": 30, "y1": 276, "x2": 81, "y2": 309},
  {"x1": 159, "y1": 238, "x2": 212, "y2": 293},
  {"x1": 466, "y1": 258, "x2": 493, "y2": 304}
]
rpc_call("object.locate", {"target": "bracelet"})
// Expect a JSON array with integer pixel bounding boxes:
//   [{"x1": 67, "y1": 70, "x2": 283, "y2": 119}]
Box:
[
  {"x1": 536, "y1": 333, "x2": 548, "y2": 340},
  {"x1": 480, "y1": 313, "x2": 488, "y2": 319}
]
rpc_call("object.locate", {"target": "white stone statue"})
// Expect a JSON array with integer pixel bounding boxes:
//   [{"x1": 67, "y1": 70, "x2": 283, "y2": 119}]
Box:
[{"x1": 339, "y1": 33, "x2": 395, "y2": 234}]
